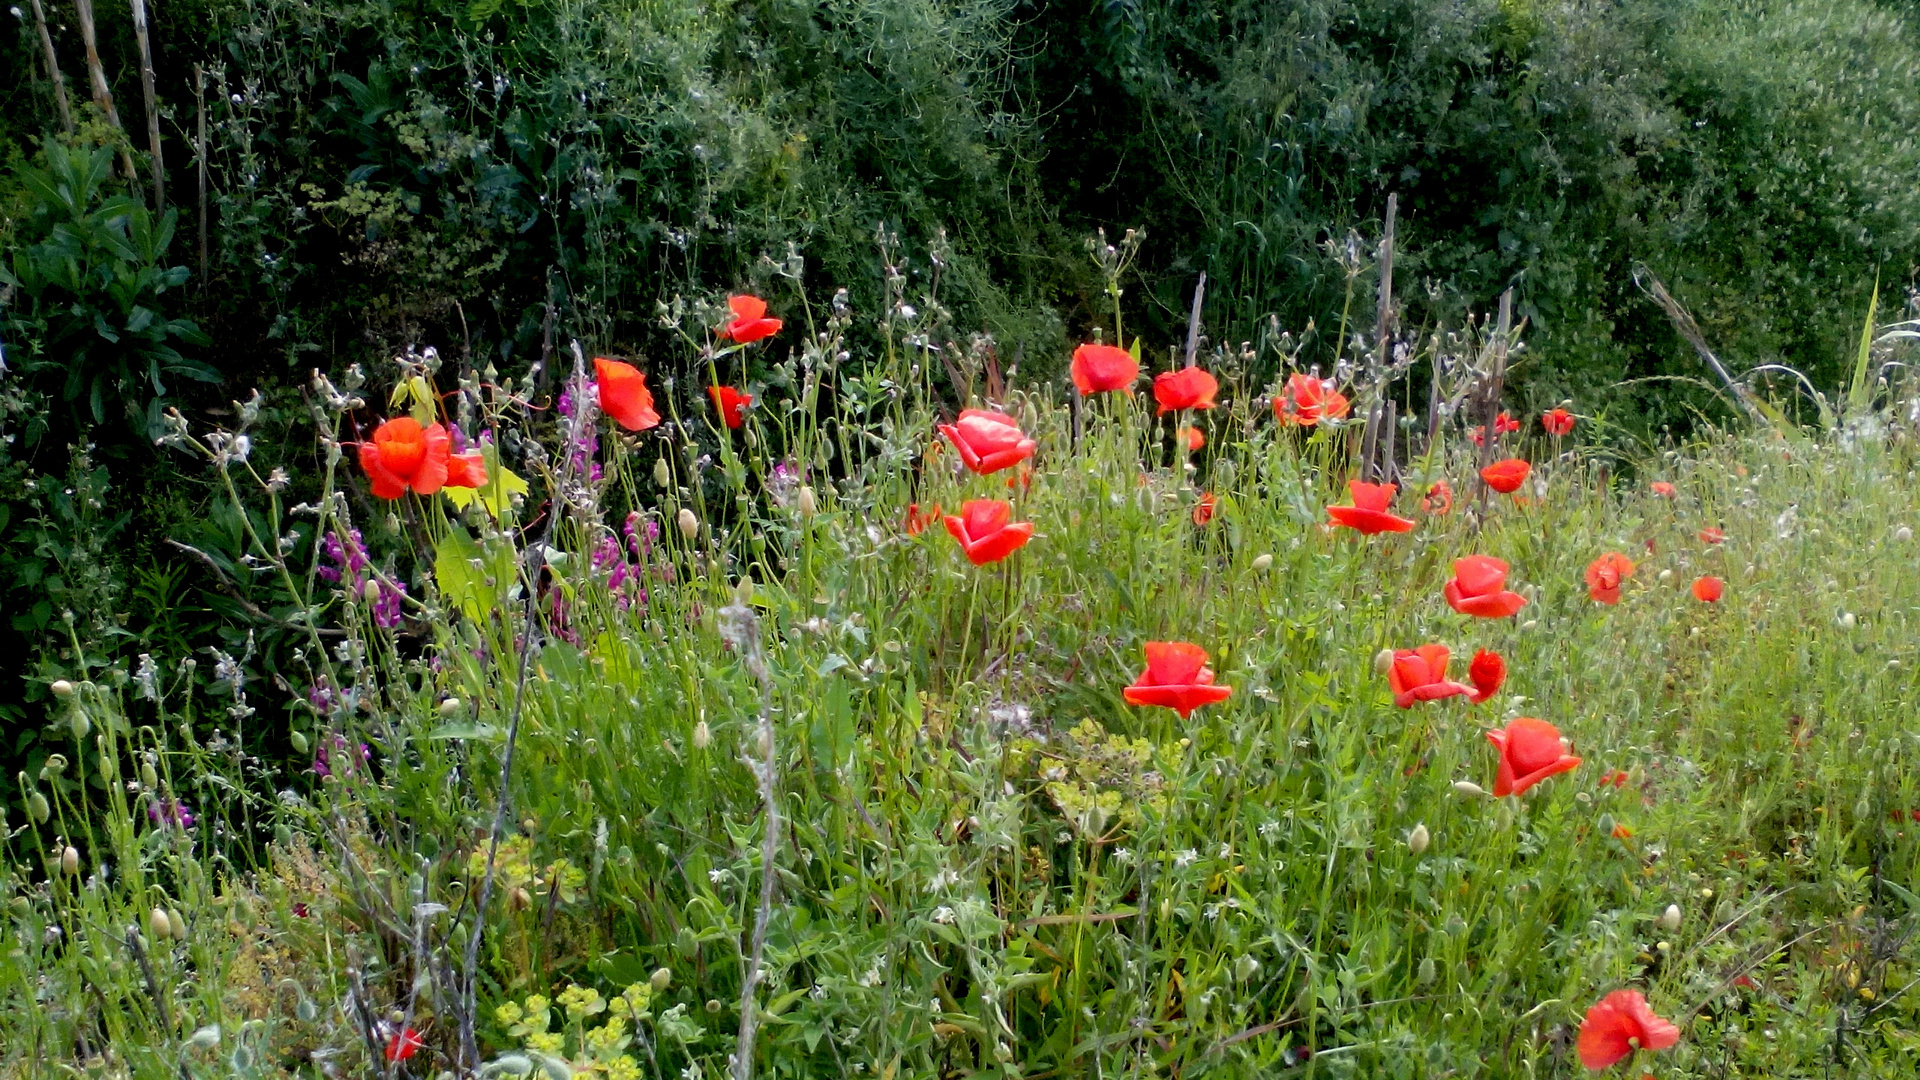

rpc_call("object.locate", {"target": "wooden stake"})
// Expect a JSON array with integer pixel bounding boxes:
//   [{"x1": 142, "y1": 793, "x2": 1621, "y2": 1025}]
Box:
[
  {"x1": 1474, "y1": 289, "x2": 1514, "y2": 505},
  {"x1": 1374, "y1": 194, "x2": 1397, "y2": 363},
  {"x1": 1183, "y1": 271, "x2": 1206, "y2": 369},
  {"x1": 28, "y1": 0, "x2": 75, "y2": 133},
  {"x1": 71, "y1": 0, "x2": 140, "y2": 186},
  {"x1": 131, "y1": 0, "x2": 165, "y2": 210}
]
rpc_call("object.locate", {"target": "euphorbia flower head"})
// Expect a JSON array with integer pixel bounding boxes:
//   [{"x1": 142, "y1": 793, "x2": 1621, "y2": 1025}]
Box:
[
  {"x1": 1691, "y1": 575, "x2": 1723, "y2": 603},
  {"x1": 1387, "y1": 644, "x2": 1472, "y2": 708},
  {"x1": 1327, "y1": 480, "x2": 1415, "y2": 534},
  {"x1": 942, "y1": 499, "x2": 1034, "y2": 566},
  {"x1": 708, "y1": 385, "x2": 752, "y2": 428},
  {"x1": 1275, "y1": 373, "x2": 1350, "y2": 426},
  {"x1": 1541, "y1": 408, "x2": 1577, "y2": 436},
  {"x1": 1153, "y1": 367, "x2": 1218, "y2": 414},
  {"x1": 1071, "y1": 343, "x2": 1139, "y2": 395},
  {"x1": 593, "y1": 358, "x2": 661, "y2": 431},
  {"x1": 1468, "y1": 648, "x2": 1505, "y2": 704},
  {"x1": 1586, "y1": 552, "x2": 1635, "y2": 604},
  {"x1": 1444, "y1": 555, "x2": 1528, "y2": 618},
  {"x1": 1486, "y1": 716, "x2": 1581, "y2": 796},
  {"x1": 1576, "y1": 989, "x2": 1679, "y2": 1070},
  {"x1": 938, "y1": 409, "x2": 1037, "y2": 475},
  {"x1": 360, "y1": 418, "x2": 482, "y2": 499},
  {"x1": 720, "y1": 295, "x2": 782, "y2": 343},
  {"x1": 1123, "y1": 641, "x2": 1233, "y2": 719},
  {"x1": 1480, "y1": 458, "x2": 1531, "y2": 494}
]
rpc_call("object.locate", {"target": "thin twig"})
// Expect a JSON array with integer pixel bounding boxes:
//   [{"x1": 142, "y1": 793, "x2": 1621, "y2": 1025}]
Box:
[
  {"x1": 124, "y1": 926, "x2": 193, "y2": 1080},
  {"x1": 165, "y1": 539, "x2": 347, "y2": 637},
  {"x1": 726, "y1": 595, "x2": 780, "y2": 1080}
]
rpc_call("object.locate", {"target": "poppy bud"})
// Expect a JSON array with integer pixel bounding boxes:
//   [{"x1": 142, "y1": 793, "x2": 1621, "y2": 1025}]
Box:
[
  {"x1": 1251, "y1": 553, "x2": 1273, "y2": 571},
  {"x1": 797, "y1": 485, "x2": 818, "y2": 516},
  {"x1": 28, "y1": 792, "x2": 50, "y2": 823},
  {"x1": 1897, "y1": 526, "x2": 1913, "y2": 542},
  {"x1": 140, "y1": 762, "x2": 158, "y2": 789},
  {"x1": 735, "y1": 578, "x2": 754, "y2": 607},
  {"x1": 705, "y1": 998, "x2": 722, "y2": 1014},
  {"x1": 61, "y1": 846, "x2": 80, "y2": 875},
  {"x1": 149, "y1": 908, "x2": 173, "y2": 940},
  {"x1": 1658, "y1": 903, "x2": 1682, "y2": 932},
  {"x1": 654, "y1": 457, "x2": 672, "y2": 488},
  {"x1": 169, "y1": 909, "x2": 188, "y2": 941},
  {"x1": 1408, "y1": 823, "x2": 1430, "y2": 855},
  {"x1": 650, "y1": 966, "x2": 673, "y2": 993},
  {"x1": 1839, "y1": 611, "x2": 1857, "y2": 629},
  {"x1": 289, "y1": 730, "x2": 309, "y2": 755},
  {"x1": 1373, "y1": 648, "x2": 1395, "y2": 676},
  {"x1": 51, "y1": 679, "x2": 74, "y2": 698},
  {"x1": 440, "y1": 697, "x2": 462, "y2": 716},
  {"x1": 1417, "y1": 957, "x2": 1437, "y2": 985},
  {"x1": 677, "y1": 508, "x2": 699, "y2": 541},
  {"x1": 1657, "y1": 568, "x2": 1673, "y2": 583},
  {"x1": 361, "y1": 579, "x2": 383, "y2": 603},
  {"x1": 1520, "y1": 619, "x2": 1538, "y2": 631},
  {"x1": 1451, "y1": 780, "x2": 1487, "y2": 797},
  {"x1": 71, "y1": 709, "x2": 90, "y2": 739},
  {"x1": 692, "y1": 720, "x2": 711, "y2": 750}
]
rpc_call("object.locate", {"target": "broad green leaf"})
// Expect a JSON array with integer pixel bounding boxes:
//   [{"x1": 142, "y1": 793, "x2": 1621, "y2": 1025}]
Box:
[
  {"x1": 443, "y1": 443, "x2": 529, "y2": 518},
  {"x1": 433, "y1": 526, "x2": 516, "y2": 621},
  {"x1": 1846, "y1": 273, "x2": 1880, "y2": 415}
]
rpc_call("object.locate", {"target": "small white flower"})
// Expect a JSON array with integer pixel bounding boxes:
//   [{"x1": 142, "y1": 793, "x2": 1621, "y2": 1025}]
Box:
[
  {"x1": 1173, "y1": 848, "x2": 1198, "y2": 868},
  {"x1": 931, "y1": 906, "x2": 956, "y2": 925}
]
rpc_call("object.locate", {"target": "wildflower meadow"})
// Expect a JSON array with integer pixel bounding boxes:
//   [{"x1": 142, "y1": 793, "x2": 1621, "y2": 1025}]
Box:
[{"x1": 3, "y1": 244, "x2": 1920, "y2": 1080}]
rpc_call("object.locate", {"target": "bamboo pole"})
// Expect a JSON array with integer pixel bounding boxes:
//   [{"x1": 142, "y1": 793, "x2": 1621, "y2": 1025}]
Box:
[
  {"x1": 1182, "y1": 271, "x2": 1206, "y2": 369},
  {"x1": 1474, "y1": 289, "x2": 1514, "y2": 506},
  {"x1": 28, "y1": 0, "x2": 75, "y2": 133},
  {"x1": 71, "y1": 0, "x2": 140, "y2": 186},
  {"x1": 1359, "y1": 194, "x2": 1396, "y2": 480},
  {"x1": 131, "y1": 0, "x2": 165, "y2": 210}
]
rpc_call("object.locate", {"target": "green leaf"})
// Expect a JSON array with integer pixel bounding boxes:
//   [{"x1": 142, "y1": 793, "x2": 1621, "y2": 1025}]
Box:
[
  {"x1": 1847, "y1": 272, "x2": 1880, "y2": 416},
  {"x1": 433, "y1": 526, "x2": 516, "y2": 621},
  {"x1": 443, "y1": 443, "x2": 529, "y2": 518}
]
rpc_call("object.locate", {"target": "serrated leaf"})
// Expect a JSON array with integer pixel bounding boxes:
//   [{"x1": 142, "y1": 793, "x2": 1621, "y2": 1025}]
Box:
[{"x1": 434, "y1": 527, "x2": 516, "y2": 621}]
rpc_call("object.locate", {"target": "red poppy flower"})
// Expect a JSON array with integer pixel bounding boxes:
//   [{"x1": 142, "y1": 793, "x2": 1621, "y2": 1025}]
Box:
[
  {"x1": 1327, "y1": 480, "x2": 1416, "y2": 534},
  {"x1": 938, "y1": 409, "x2": 1037, "y2": 475},
  {"x1": 1153, "y1": 367, "x2": 1219, "y2": 414},
  {"x1": 385, "y1": 1027, "x2": 424, "y2": 1063},
  {"x1": 1443, "y1": 555, "x2": 1528, "y2": 618},
  {"x1": 1123, "y1": 641, "x2": 1233, "y2": 718},
  {"x1": 1486, "y1": 716, "x2": 1581, "y2": 796},
  {"x1": 1192, "y1": 492, "x2": 1218, "y2": 526},
  {"x1": 1480, "y1": 458, "x2": 1531, "y2": 494},
  {"x1": 1691, "y1": 575, "x2": 1723, "y2": 603},
  {"x1": 942, "y1": 499, "x2": 1034, "y2": 566},
  {"x1": 1541, "y1": 408, "x2": 1577, "y2": 436},
  {"x1": 1576, "y1": 989, "x2": 1679, "y2": 1070},
  {"x1": 1071, "y1": 343, "x2": 1139, "y2": 395},
  {"x1": 708, "y1": 385, "x2": 752, "y2": 429},
  {"x1": 1470, "y1": 412, "x2": 1523, "y2": 446},
  {"x1": 360, "y1": 418, "x2": 455, "y2": 499},
  {"x1": 1468, "y1": 648, "x2": 1505, "y2": 704},
  {"x1": 720, "y1": 295, "x2": 782, "y2": 343},
  {"x1": 1698, "y1": 526, "x2": 1724, "y2": 544},
  {"x1": 1422, "y1": 481, "x2": 1454, "y2": 516},
  {"x1": 1178, "y1": 426, "x2": 1205, "y2": 451},
  {"x1": 1275, "y1": 373, "x2": 1350, "y2": 426},
  {"x1": 1387, "y1": 644, "x2": 1472, "y2": 708},
  {"x1": 1650, "y1": 481, "x2": 1676, "y2": 498},
  {"x1": 904, "y1": 502, "x2": 941, "y2": 536},
  {"x1": 1586, "y1": 552, "x2": 1635, "y2": 605},
  {"x1": 594, "y1": 358, "x2": 662, "y2": 431}
]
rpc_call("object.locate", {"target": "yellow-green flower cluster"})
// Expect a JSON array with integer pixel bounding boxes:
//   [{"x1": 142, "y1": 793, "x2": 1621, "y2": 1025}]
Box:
[{"x1": 493, "y1": 982, "x2": 654, "y2": 1076}]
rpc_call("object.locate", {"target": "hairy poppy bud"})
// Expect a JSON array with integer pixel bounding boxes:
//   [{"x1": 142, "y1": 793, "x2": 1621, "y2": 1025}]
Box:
[
  {"x1": 1451, "y1": 781, "x2": 1487, "y2": 797},
  {"x1": 735, "y1": 579, "x2": 754, "y2": 607},
  {"x1": 71, "y1": 710, "x2": 90, "y2": 739},
  {"x1": 361, "y1": 579, "x2": 383, "y2": 603},
  {"x1": 654, "y1": 457, "x2": 672, "y2": 488},
  {"x1": 1408, "y1": 823, "x2": 1430, "y2": 855},
  {"x1": 676, "y1": 508, "x2": 699, "y2": 541},
  {"x1": 61, "y1": 846, "x2": 80, "y2": 875},
  {"x1": 1233, "y1": 954, "x2": 1260, "y2": 982},
  {"x1": 140, "y1": 762, "x2": 158, "y2": 789},
  {"x1": 797, "y1": 486, "x2": 818, "y2": 516},
  {"x1": 289, "y1": 730, "x2": 309, "y2": 755},
  {"x1": 149, "y1": 908, "x2": 173, "y2": 940},
  {"x1": 1897, "y1": 526, "x2": 1913, "y2": 542},
  {"x1": 50, "y1": 680, "x2": 74, "y2": 698},
  {"x1": 705, "y1": 998, "x2": 722, "y2": 1015},
  {"x1": 650, "y1": 967, "x2": 672, "y2": 993},
  {"x1": 692, "y1": 720, "x2": 711, "y2": 750},
  {"x1": 1658, "y1": 903, "x2": 1682, "y2": 932},
  {"x1": 1657, "y1": 568, "x2": 1673, "y2": 583},
  {"x1": 1417, "y1": 957, "x2": 1437, "y2": 985},
  {"x1": 1373, "y1": 648, "x2": 1395, "y2": 676},
  {"x1": 28, "y1": 791, "x2": 50, "y2": 823},
  {"x1": 1838, "y1": 611, "x2": 1857, "y2": 629},
  {"x1": 169, "y1": 909, "x2": 188, "y2": 941},
  {"x1": 439, "y1": 698, "x2": 462, "y2": 716},
  {"x1": 1250, "y1": 553, "x2": 1273, "y2": 571}
]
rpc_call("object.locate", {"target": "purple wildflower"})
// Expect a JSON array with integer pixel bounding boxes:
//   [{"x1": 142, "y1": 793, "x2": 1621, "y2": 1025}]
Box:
[
  {"x1": 372, "y1": 579, "x2": 407, "y2": 630},
  {"x1": 147, "y1": 797, "x2": 196, "y2": 831},
  {"x1": 313, "y1": 734, "x2": 372, "y2": 779},
  {"x1": 318, "y1": 529, "x2": 368, "y2": 586}
]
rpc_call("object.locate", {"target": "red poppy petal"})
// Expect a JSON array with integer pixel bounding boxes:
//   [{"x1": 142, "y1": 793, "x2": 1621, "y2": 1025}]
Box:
[
  {"x1": 1327, "y1": 507, "x2": 1417, "y2": 534},
  {"x1": 1452, "y1": 589, "x2": 1528, "y2": 618}
]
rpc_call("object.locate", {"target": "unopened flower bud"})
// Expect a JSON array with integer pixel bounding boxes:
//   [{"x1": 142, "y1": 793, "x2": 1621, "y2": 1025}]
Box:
[
  {"x1": 1374, "y1": 648, "x2": 1395, "y2": 676},
  {"x1": 1838, "y1": 611, "x2": 1857, "y2": 630},
  {"x1": 1408, "y1": 823, "x2": 1430, "y2": 855},
  {"x1": 289, "y1": 730, "x2": 309, "y2": 755},
  {"x1": 677, "y1": 508, "x2": 699, "y2": 541},
  {"x1": 1451, "y1": 781, "x2": 1487, "y2": 797},
  {"x1": 654, "y1": 457, "x2": 672, "y2": 488},
  {"x1": 797, "y1": 485, "x2": 818, "y2": 517},
  {"x1": 1250, "y1": 553, "x2": 1273, "y2": 572},
  {"x1": 692, "y1": 720, "x2": 711, "y2": 750},
  {"x1": 28, "y1": 791, "x2": 50, "y2": 823},
  {"x1": 140, "y1": 762, "x2": 158, "y2": 789},
  {"x1": 50, "y1": 680, "x2": 74, "y2": 698},
  {"x1": 439, "y1": 698, "x2": 462, "y2": 716},
  {"x1": 650, "y1": 967, "x2": 672, "y2": 993},
  {"x1": 1417, "y1": 957, "x2": 1436, "y2": 985},
  {"x1": 169, "y1": 909, "x2": 188, "y2": 941},
  {"x1": 1657, "y1": 568, "x2": 1673, "y2": 583},
  {"x1": 735, "y1": 579, "x2": 754, "y2": 607},
  {"x1": 1658, "y1": 903, "x2": 1682, "y2": 932},
  {"x1": 361, "y1": 579, "x2": 382, "y2": 603},
  {"x1": 61, "y1": 846, "x2": 80, "y2": 875},
  {"x1": 149, "y1": 908, "x2": 173, "y2": 940},
  {"x1": 1896, "y1": 526, "x2": 1913, "y2": 542},
  {"x1": 71, "y1": 710, "x2": 90, "y2": 739}
]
